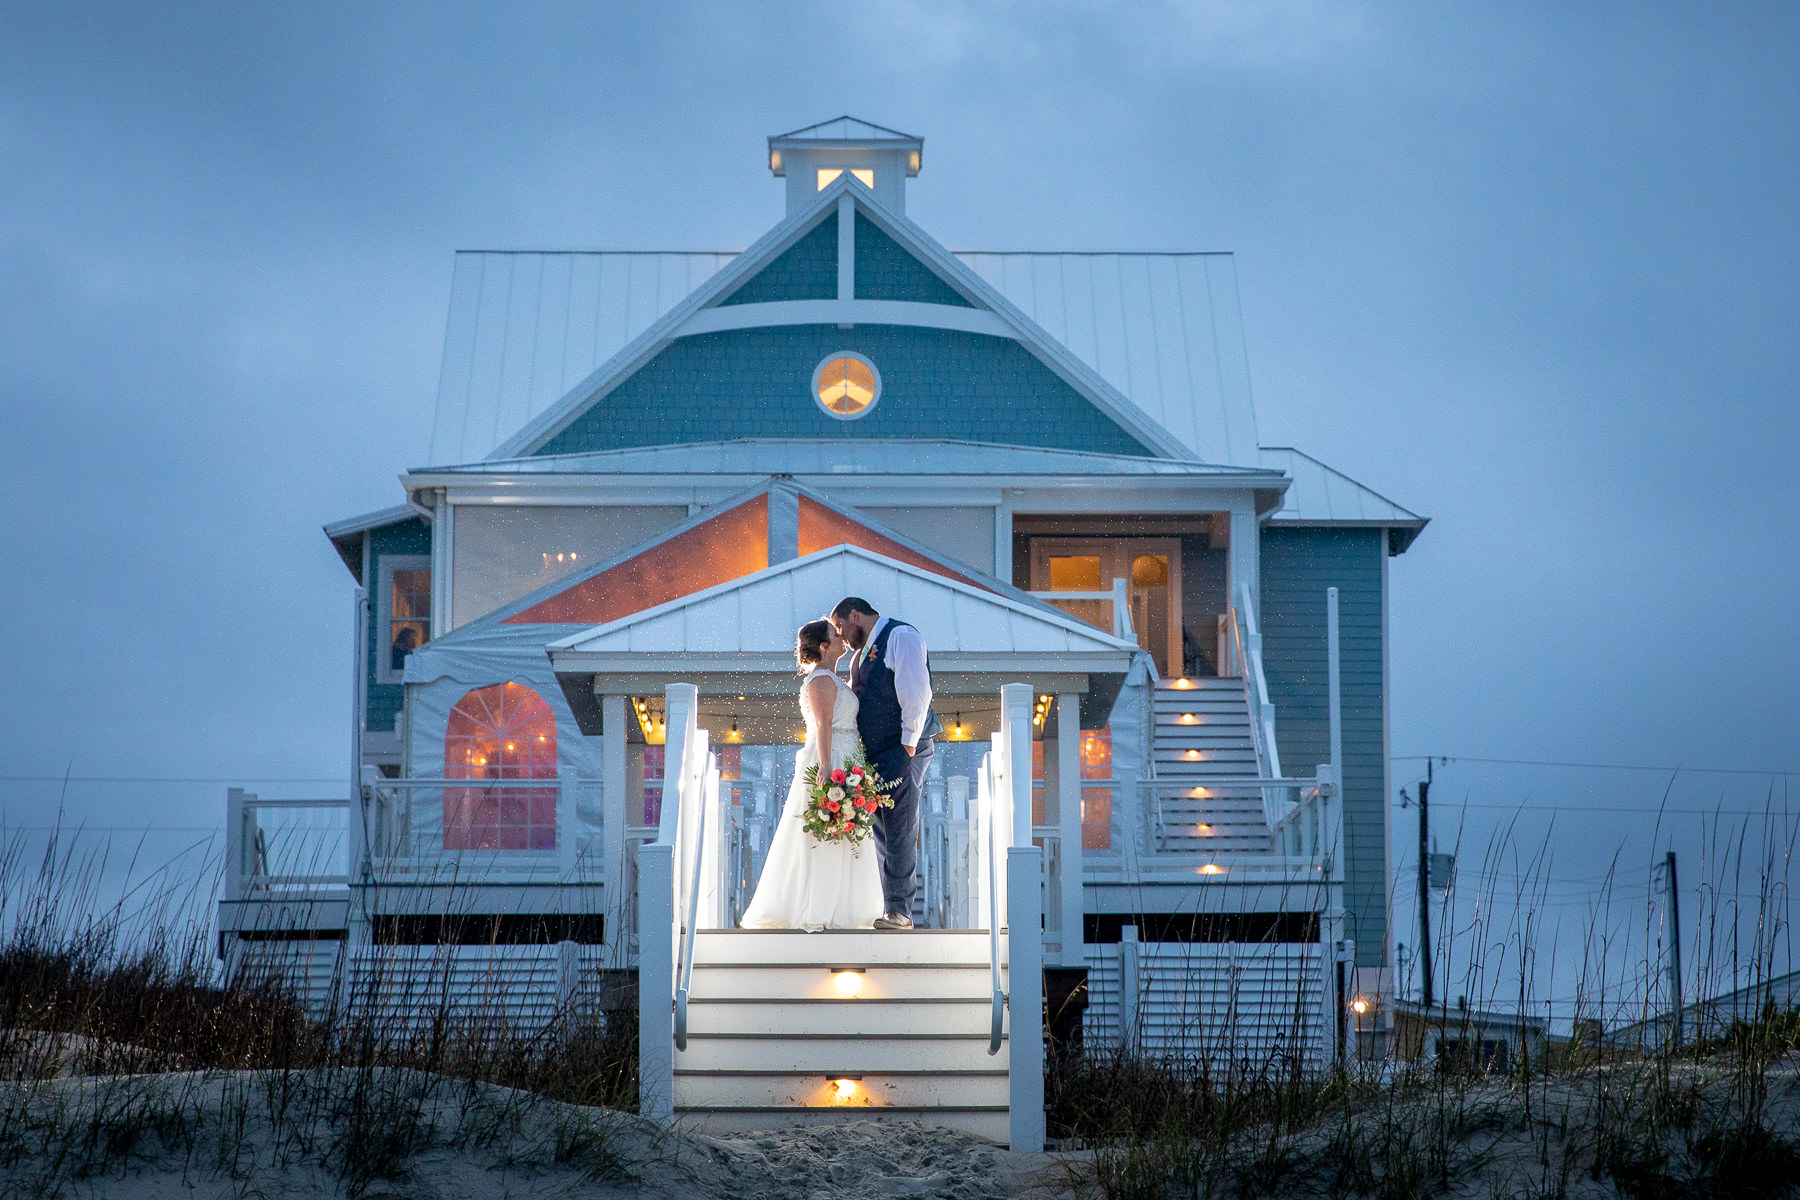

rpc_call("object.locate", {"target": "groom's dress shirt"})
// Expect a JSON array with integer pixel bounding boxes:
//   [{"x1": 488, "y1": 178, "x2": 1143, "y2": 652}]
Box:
[{"x1": 864, "y1": 616, "x2": 933, "y2": 748}]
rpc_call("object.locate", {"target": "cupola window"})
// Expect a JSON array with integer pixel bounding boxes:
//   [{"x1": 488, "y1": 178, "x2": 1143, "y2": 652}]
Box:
[
  {"x1": 813, "y1": 353, "x2": 881, "y2": 419},
  {"x1": 817, "y1": 168, "x2": 874, "y2": 190}
]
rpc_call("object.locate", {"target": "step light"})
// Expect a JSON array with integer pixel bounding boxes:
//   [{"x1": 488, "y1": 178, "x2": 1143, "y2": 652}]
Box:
[
  {"x1": 828, "y1": 966, "x2": 866, "y2": 998},
  {"x1": 1179, "y1": 713, "x2": 1199, "y2": 724},
  {"x1": 830, "y1": 1075, "x2": 864, "y2": 1102}
]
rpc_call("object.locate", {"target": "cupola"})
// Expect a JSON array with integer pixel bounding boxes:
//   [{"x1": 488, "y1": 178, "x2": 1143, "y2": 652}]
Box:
[{"x1": 768, "y1": 116, "x2": 922, "y2": 215}]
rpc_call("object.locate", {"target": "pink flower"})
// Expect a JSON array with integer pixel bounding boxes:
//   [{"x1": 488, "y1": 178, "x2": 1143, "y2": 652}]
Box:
[{"x1": 831, "y1": 768, "x2": 848, "y2": 784}]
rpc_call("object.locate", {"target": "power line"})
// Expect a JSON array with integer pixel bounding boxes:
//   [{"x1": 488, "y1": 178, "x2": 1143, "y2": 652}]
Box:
[{"x1": 1395, "y1": 755, "x2": 1798, "y2": 778}]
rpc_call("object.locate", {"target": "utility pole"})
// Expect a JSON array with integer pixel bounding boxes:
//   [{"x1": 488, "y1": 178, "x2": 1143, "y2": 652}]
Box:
[
  {"x1": 1663, "y1": 850, "x2": 1683, "y2": 1046},
  {"x1": 1418, "y1": 759, "x2": 1434, "y2": 1009}
]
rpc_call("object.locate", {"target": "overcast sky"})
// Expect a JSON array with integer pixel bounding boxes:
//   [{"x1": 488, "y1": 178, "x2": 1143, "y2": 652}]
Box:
[{"x1": 3, "y1": 3, "x2": 1796, "y2": 1016}]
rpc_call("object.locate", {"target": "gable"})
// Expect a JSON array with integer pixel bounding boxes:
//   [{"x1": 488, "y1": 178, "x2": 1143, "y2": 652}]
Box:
[
  {"x1": 534, "y1": 323, "x2": 1155, "y2": 457},
  {"x1": 854, "y1": 213, "x2": 971, "y2": 307},
  {"x1": 797, "y1": 496, "x2": 991, "y2": 592},
  {"x1": 503, "y1": 494, "x2": 769, "y2": 624},
  {"x1": 720, "y1": 212, "x2": 836, "y2": 306}
]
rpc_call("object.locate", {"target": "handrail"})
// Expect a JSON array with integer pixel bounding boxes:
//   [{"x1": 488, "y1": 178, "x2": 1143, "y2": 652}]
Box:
[
  {"x1": 982, "y1": 748, "x2": 1005, "y2": 1055},
  {"x1": 1229, "y1": 582, "x2": 1284, "y2": 827},
  {"x1": 674, "y1": 766, "x2": 707, "y2": 1052}
]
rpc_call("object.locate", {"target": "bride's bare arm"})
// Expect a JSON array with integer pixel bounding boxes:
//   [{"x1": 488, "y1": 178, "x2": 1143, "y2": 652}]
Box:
[{"x1": 805, "y1": 673, "x2": 838, "y2": 769}]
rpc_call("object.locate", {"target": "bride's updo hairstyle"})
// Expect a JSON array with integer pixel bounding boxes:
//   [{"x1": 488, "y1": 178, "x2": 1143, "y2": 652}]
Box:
[{"x1": 795, "y1": 619, "x2": 834, "y2": 675}]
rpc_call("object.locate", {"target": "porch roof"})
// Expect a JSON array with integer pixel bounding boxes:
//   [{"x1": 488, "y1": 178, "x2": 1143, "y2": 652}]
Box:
[{"x1": 546, "y1": 543, "x2": 1140, "y2": 732}]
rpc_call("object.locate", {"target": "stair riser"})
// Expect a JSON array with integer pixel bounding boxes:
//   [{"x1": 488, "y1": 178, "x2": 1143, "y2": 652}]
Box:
[
  {"x1": 686, "y1": 1001, "x2": 992, "y2": 1037},
  {"x1": 675, "y1": 1107, "x2": 1010, "y2": 1142},
  {"x1": 693, "y1": 931, "x2": 996, "y2": 966},
  {"x1": 674, "y1": 1072, "x2": 1010, "y2": 1109},
  {"x1": 677, "y1": 1037, "x2": 1006, "y2": 1073},
  {"x1": 688, "y1": 966, "x2": 997, "y2": 1001}
]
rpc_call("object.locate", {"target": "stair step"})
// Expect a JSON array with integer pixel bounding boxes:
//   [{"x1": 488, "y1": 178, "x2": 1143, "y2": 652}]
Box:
[
  {"x1": 676, "y1": 1033, "x2": 1007, "y2": 1074},
  {"x1": 674, "y1": 1069, "x2": 1009, "y2": 1110},
  {"x1": 692, "y1": 929, "x2": 996, "y2": 967},
  {"x1": 685, "y1": 998, "x2": 991, "y2": 1038},
  {"x1": 687, "y1": 964, "x2": 994, "y2": 1001}
]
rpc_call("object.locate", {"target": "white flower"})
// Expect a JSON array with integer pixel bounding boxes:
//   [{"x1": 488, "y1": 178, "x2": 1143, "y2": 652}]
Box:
[{"x1": 828, "y1": 786, "x2": 845, "y2": 802}]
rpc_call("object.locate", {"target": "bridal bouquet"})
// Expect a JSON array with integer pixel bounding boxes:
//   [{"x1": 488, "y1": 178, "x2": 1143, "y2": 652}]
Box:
[{"x1": 800, "y1": 750, "x2": 894, "y2": 845}]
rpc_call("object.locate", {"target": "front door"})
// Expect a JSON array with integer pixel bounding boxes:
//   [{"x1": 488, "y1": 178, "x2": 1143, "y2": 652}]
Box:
[{"x1": 1029, "y1": 538, "x2": 1182, "y2": 676}]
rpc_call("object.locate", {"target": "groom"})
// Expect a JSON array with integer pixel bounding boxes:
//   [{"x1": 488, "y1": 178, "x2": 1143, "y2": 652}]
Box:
[{"x1": 830, "y1": 596, "x2": 942, "y2": 930}]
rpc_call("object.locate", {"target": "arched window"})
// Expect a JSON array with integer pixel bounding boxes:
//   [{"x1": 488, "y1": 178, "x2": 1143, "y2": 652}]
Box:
[{"x1": 443, "y1": 683, "x2": 557, "y2": 851}]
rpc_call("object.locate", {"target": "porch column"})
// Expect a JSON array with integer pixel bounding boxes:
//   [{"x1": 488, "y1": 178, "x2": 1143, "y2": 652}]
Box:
[
  {"x1": 1227, "y1": 495, "x2": 1259, "y2": 616},
  {"x1": 601, "y1": 693, "x2": 628, "y2": 938},
  {"x1": 1055, "y1": 694, "x2": 1084, "y2": 969}
]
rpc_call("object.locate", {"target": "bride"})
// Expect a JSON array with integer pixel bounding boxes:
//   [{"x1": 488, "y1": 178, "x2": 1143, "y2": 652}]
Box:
[{"x1": 740, "y1": 619, "x2": 884, "y2": 930}]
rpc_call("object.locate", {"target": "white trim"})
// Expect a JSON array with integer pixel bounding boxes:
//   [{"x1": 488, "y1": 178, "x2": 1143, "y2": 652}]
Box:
[
  {"x1": 431, "y1": 494, "x2": 453, "y2": 638},
  {"x1": 676, "y1": 298, "x2": 1013, "y2": 339},
  {"x1": 810, "y1": 351, "x2": 883, "y2": 421},
  {"x1": 375, "y1": 555, "x2": 432, "y2": 685},
  {"x1": 836, "y1": 192, "x2": 855, "y2": 302}
]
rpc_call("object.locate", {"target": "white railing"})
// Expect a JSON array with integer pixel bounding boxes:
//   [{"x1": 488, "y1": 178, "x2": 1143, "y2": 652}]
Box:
[
  {"x1": 1226, "y1": 581, "x2": 1284, "y2": 826},
  {"x1": 1029, "y1": 576, "x2": 1136, "y2": 643},
  {"x1": 639, "y1": 683, "x2": 724, "y2": 1118},
  {"x1": 355, "y1": 773, "x2": 603, "y2": 879},
  {"x1": 226, "y1": 790, "x2": 350, "y2": 900}
]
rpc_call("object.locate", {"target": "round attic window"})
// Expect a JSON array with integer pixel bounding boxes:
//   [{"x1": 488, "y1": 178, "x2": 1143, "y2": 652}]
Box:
[{"x1": 812, "y1": 353, "x2": 881, "y2": 419}]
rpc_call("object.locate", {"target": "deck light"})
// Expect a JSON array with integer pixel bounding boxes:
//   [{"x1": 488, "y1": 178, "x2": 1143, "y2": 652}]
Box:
[{"x1": 1351, "y1": 998, "x2": 1369, "y2": 1015}]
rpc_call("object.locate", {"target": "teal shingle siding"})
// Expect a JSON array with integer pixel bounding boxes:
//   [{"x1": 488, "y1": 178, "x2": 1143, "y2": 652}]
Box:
[
  {"x1": 854, "y1": 213, "x2": 972, "y2": 307},
  {"x1": 535, "y1": 324, "x2": 1153, "y2": 456},
  {"x1": 1259, "y1": 527, "x2": 1387, "y2": 969},
  {"x1": 366, "y1": 518, "x2": 432, "y2": 733},
  {"x1": 720, "y1": 212, "x2": 837, "y2": 305}
]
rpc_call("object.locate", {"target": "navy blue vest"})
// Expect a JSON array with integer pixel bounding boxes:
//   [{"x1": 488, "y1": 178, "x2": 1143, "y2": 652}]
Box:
[{"x1": 850, "y1": 618, "x2": 942, "y2": 755}]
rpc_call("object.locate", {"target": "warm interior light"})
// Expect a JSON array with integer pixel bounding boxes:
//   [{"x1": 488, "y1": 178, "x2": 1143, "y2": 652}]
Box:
[
  {"x1": 832, "y1": 1077, "x2": 860, "y2": 1101},
  {"x1": 817, "y1": 168, "x2": 875, "y2": 190},
  {"x1": 1352, "y1": 998, "x2": 1369, "y2": 1015},
  {"x1": 832, "y1": 970, "x2": 864, "y2": 998}
]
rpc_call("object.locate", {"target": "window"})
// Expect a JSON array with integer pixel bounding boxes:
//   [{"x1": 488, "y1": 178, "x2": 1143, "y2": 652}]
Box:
[
  {"x1": 817, "y1": 167, "x2": 874, "y2": 190},
  {"x1": 377, "y1": 556, "x2": 431, "y2": 684},
  {"x1": 813, "y1": 353, "x2": 881, "y2": 420},
  {"x1": 443, "y1": 683, "x2": 557, "y2": 851},
  {"x1": 1081, "y1": 728, "x2": 1113, "y2": 850}
]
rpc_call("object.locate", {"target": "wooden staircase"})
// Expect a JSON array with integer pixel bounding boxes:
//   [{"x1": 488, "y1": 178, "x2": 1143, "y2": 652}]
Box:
[
  {"x1": 673, "y1": 929, "x2": 1010, "y2": 1139},
  {"x1": 1151, "y1": 677, "x2": 1274, "y2": 854}
]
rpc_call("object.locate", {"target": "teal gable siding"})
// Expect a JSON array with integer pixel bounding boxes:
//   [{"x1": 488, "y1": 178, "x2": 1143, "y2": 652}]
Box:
[
  {"x1": 1259, "y1": 528, "x2": 1387, "y2": 969},
  {"x1": 854, "y1": 213, "x2": 972, "y2": 306},
  {"x1": 720, "y1": 213, "x2": 837, "y2": 305},
  {"x1": 366, "y1": 518, "x2": 431, "y2": 733},
  {"x1": 535, "y1": 324, "x2": 1154, "y2": 456}
]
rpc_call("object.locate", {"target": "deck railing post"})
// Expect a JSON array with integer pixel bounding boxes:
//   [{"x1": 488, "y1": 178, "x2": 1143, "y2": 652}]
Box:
[
  {"x1": 227, "y1": 788, "x2": 248, "y2": 902},
  {"x1": 1120, "y1": 923, "x2": 1140, "y2": 1052},
  {"x1": 1007, "y1": 843, "x2": 1045, "y2": 1152},
  {"x1": 637, "y1": 842, "x2": 675, "y2": 1121},
  {"x1": 1055, "y1": 693, "x2": 1084, "y2": 969}
]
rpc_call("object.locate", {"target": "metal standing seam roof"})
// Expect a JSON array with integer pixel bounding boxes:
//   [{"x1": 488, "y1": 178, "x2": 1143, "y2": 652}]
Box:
[
  {"x1": 772, "y1": 116, "x2": 918, "y2": 142},
  {"x1": 425, "y1": 247, "x2": 1261, "y2": 468}
]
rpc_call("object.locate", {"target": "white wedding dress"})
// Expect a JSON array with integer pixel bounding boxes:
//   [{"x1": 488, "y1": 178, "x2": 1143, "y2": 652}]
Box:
[{"x1": 740, "y1": 667, "x2": 884, "y2": 931}]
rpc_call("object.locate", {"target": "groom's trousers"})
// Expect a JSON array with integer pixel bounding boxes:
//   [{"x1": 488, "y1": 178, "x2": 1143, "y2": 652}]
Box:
[{"x1": 871, "y1": 737, "x2": 932, "y2": 916}]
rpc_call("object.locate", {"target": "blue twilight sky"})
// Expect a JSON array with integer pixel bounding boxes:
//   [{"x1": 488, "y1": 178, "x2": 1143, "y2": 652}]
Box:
[{"x1": 2, "y1": 3, "x2": 1796, "y2": 1016}]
